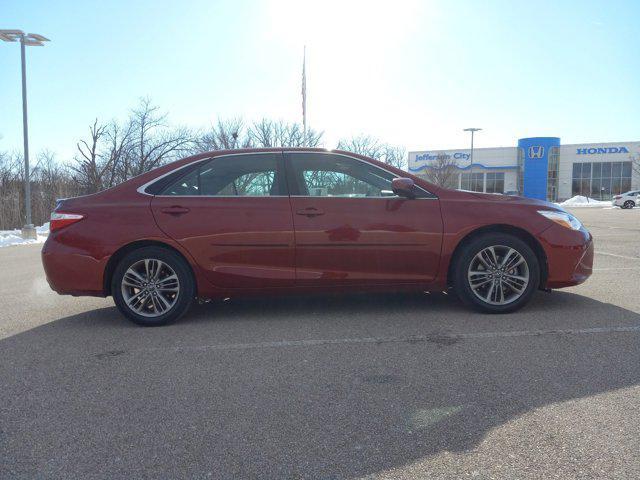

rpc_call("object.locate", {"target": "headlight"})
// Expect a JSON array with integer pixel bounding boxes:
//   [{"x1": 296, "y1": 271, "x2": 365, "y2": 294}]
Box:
[{"x1": 537, "y1": 210, "x2": 583, "y2": 230}]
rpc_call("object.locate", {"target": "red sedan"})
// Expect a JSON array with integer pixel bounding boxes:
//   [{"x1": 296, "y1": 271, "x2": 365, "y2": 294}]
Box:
[{"x1": 42, "y1": 148, "x2": 593, "y2": 326}]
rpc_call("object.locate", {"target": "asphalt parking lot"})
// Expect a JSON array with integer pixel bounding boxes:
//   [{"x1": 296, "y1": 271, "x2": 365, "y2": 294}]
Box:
[{"x1": 1, "y1": 207, "x2": 639, "y2": 479}]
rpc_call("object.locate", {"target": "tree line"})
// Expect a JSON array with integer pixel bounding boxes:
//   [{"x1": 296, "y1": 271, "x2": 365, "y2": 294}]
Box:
[{"x1": 0, "y1": 98, "x2": 407, "y2": 230}]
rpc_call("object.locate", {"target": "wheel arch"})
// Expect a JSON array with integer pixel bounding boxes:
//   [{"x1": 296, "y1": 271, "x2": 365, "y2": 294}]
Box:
[
  {"x1": 103, "y1": 240, "x2": 197, "y2": 296},
  {"x1": 446, "y1": 224, "x2": 548, "y2": 289}
]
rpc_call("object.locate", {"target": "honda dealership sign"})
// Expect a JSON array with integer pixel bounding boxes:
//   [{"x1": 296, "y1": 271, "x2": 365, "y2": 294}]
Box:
[
  {"x1": 576, "y1": 146, "x2": 630, "y2": 155},
  {"x1": 528, "y1": 146, "x2": 545, "y2": 159},
  {"x1": 518, "y1": 137, "x2": 561, "y2": 200}
]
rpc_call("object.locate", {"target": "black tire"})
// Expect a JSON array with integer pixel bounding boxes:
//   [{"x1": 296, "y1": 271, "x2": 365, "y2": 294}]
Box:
[
  {"x1": 453, "y1": 233, "x2": 540, "y2": 314},
  {"x1": 111, "y1": 246, "x2": 195, "y2": 326},
  {"x1": 623, "y1": 200, "x2": 635, "y2": 209}
]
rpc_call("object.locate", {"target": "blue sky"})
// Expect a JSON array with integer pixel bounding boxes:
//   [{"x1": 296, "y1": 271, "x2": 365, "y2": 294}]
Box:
[{"x1": 1, "y1": 0, "x2": 638, "y2": 162}]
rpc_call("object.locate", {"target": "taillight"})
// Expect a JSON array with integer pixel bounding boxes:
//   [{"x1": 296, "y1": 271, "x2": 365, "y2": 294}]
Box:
[{"x1": 50, "y1": 212, "x2": 85, "y2": 232}]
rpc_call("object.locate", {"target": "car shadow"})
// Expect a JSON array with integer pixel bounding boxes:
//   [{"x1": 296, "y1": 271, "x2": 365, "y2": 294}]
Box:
[{"x1": 2, "y1": 291, "x2": 640, "y2": 478}]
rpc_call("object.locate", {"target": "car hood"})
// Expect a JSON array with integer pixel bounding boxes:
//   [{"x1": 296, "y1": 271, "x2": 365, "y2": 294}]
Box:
[{"x1": 460, "y1": 191, "x2": 563, "y2": 211}]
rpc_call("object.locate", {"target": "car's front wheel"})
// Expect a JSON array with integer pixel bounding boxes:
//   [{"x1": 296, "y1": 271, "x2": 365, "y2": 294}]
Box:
[
  {"x1": 623, "y1": 200, "x2": 635, "y2": 209},
  {"x1": 453, "y1": 233, "x2": 540, "y2": 313},
  {"x1": 112, "y1": 246, "x2": 195, "y2": 326}
]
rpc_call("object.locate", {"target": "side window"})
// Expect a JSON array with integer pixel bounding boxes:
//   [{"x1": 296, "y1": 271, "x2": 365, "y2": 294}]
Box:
[
  {"x1": 162, "y1": 168, "x2": 200, "y2": 196},
  {"x1": 200, "y1": 164, "x2": 276, "y2": 196},
  {"x1": 288, "y1": 153, "x2": 398, "y2": 197},
  {"x1": 161, "y1": 154, "x2": 282, "y2": 196}
]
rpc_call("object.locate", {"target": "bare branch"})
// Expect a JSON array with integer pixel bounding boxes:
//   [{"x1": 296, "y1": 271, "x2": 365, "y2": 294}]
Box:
[
  {"x1": 421, "y1": 151, "x2": 460, "y2": 188},
  {"x1": 337, "y1": 135, "x2": 406, "y2": 170}
]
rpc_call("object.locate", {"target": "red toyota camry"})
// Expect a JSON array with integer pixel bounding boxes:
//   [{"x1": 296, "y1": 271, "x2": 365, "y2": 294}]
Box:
[{"x1": 42, "y1": 148, "x2": 593, "y2": 326}]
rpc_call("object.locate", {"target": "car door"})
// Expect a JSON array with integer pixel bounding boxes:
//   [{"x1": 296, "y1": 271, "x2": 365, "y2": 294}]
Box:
[
  {"x1": 285, "y1": 151, "x2": 443, "y2": 286},
  {"x1": 151, "y1": 152, "x2": 295, "y2": 289}
]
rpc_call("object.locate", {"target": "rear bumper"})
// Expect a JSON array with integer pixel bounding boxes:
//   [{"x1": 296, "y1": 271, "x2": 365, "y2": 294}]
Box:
[
  {"x1": 41, "y1": 237, "x2": 108, "y2": 297},
  {"x1": 538, "y1": 224, "x2": 593, "y2": 289}
]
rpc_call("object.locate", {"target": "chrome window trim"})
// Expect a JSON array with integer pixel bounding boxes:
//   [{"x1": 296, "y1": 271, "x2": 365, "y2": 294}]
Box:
[
  {"x1": 136, "y1": 158, "x2": 210, "y2": 196},
  {"x1": 288, "y1": 195, "x2": 436, "y2": 200},
  {"x1": 148, "y1": 195, "x2": 289, "y2": 198},
  {"x1": 283, "y1": 150, "x2": 437, "y2": 199},
  {"x1": 136, "y1": 151, "x2": 283, "y2": 197}
]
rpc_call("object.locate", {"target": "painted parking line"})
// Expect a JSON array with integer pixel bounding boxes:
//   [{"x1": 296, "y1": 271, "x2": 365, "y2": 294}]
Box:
[
  {"x1": 593, "y1": 234, "x2": 640, "y2": 237},
  {"x1": 140, "y1": 325, "x2": 640, "y2": 354},
  {"x1": 587, "y1": 226, "x2": 640, "y2": 232},
  {"x1": 596, "y1": 251, "x2": 640, "y2": 261},
  {"x1": 594, "y1": 267, "x2": 640, "y2": 271},
  {"x1": 605, "y1": 226, "x2": 640, "y2": 231}
]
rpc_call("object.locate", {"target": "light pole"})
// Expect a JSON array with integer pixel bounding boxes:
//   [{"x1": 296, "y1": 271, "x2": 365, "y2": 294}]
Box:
[
  {"x1": 0, "y1": 29, "x2": 50, "y2": 239},
  {"x1": 463, "y1": 127, "x2": 482, "y2": 190}
]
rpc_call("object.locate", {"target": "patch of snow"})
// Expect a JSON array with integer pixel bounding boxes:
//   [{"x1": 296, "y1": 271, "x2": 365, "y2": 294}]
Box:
[
  {"x1": 37, "y1": 222, "x2": 50, "y2": 235},
  {"x1": 556, "y1": 195, "x2": 611, "y2": 208},
  {"x1": 0, "y1": 224, "x2": 49, "y2": 248}
]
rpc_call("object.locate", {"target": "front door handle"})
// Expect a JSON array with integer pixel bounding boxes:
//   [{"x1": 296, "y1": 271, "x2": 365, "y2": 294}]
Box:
[
  {"x1": 296, "y1": 207, "x2": 325, "y2": 218},
  {"x1": 161, "y1": 206, "x2": 190, "y2": 216}
]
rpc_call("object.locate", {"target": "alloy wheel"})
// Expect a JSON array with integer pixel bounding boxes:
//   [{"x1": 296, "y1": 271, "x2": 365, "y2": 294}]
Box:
[
  {"x1": 467, "y1": 245, "x2": 530, "y2": 306},
  {"x1": 121, "y1": 258, "x2": 180, "y2": 317}
]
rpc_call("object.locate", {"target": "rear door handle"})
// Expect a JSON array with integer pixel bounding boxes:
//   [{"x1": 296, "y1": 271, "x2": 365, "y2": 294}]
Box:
[
  {"x1": 296, "y1": 207, "x2": 325, "y2": 218},
  {"x1": 161, "y1": 206, "x2": 190, "y2": 215}
]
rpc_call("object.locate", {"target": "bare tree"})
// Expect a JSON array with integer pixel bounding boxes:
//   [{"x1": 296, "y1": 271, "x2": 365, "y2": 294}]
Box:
[
  {"x1": 0, "y1": 150, "x2": 82, "y2": 229},
  {"x1": 248, "y1": 119, "x2": 323, "y2": 148},
  {"x1": 192, "y1": 118, "x2": 323, "y2": 152},
  {"x1": 122, "y1": 98, "x2": 194, "y2": 179},
  {"x1": 381, "y1": 144, "x2": 407, "y2": 170},
  {"x1": 70, "y1": 119, "x2": 110, "y2": 193},
  {"x1": 337, "y1": 134, "x2": 384, "y2": 159},
  {"x1": 337, "y1": 135, "x2": 407, "y2": 170},
  {"x1": 103, "y1": 120, "x2": 135, "y2": 188},
  {"x1": 70, "y1": 99, "x2": 193, "y2": 193},
  {"x1": 0, "y1": 151, "x2": 23, "y2": 229},
  {"x1": 32, "y1": 151, "x2": 81, "y2": 219},
  {"x1": 194, "y1": 118, "x2": 252, "y2": 152},
  {"x1": 422, "y1": 151, "x2": 459, "y2": 188},
  {"x1": 247, "y1": 119, "x2": 276, "y2": 147}
]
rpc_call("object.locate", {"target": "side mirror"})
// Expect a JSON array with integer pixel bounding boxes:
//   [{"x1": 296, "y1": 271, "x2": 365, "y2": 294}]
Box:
[{"x1": 392, "y1": 177, "x2": 415, "y2": 199}]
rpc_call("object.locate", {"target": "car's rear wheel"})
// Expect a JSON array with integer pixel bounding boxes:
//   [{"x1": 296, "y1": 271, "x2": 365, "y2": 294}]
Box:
[
  {"x1": 453, "y1": 233, "x2": 540, "y2": 313},
  {"x1": 112, "y1": 246, "x2": 194, "y2": 326},
  {"x1": 623, "y1": 200, "x2": 635, "y2": 209}
]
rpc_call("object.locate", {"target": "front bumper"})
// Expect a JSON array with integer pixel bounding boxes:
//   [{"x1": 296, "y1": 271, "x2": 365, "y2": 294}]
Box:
[{"x1": 538, "y1": 224, "x2": 593, "y2": 289}]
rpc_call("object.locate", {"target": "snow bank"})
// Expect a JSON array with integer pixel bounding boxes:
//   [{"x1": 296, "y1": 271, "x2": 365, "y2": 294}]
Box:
[
  {"x1": 556, "y1": 195, "x2": 611, "y2": 207},
  {"x1": 0, "y1": 223, "x2": 49, "y2": 248},
  {"x1": 37, "y1": 222, "x2": 50, "y2": 235}
]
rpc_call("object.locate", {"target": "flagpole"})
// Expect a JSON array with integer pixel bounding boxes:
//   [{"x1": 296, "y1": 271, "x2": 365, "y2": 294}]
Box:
[{"x1": 302, "y1": 45, "x2": 307, "y2": 147}]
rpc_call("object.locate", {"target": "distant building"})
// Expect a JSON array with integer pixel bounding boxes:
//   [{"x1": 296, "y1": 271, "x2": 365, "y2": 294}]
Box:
[{"x1": 409, "y1": 137, "x2": 639, "y2": 201}]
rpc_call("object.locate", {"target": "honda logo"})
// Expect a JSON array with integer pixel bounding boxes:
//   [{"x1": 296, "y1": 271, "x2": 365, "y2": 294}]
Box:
[{"x1": 528, "y1": 146, "x2": 545, "y2": 159}]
